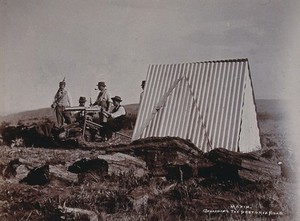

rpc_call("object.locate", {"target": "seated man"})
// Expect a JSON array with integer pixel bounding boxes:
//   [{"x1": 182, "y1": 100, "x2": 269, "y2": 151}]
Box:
[
  {"x1": 74, "y1": 96, "x2": 87, "y2": 125},
  {"x1": 58, "y1": 96, "x2": 87, "y2": 140},
  {"x1": 101, "y1": 96, "x2": 126, "y2": 140}
]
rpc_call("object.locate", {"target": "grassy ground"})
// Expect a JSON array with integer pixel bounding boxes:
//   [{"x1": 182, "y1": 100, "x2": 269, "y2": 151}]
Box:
[
  {"x1": 0, "y1": 161, "x2": 296, "y2": 220},
  {"x1": 0, "y1": 100, "x2": 297, "y2": 220},
  {"x1": 0, "y1": 136, "x2": 296, "y2": 220}
]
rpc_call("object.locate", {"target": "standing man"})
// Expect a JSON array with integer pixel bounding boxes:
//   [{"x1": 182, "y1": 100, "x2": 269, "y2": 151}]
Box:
[
  {"x1": 139, "y1": 80, "x2": 146, "y2": 104},
  {"x1": 93, "y1": 82, "x2": 112, "y2": 124},
  {"x1": 51, "y1": 79, "x2": 72, "y2": 127}
]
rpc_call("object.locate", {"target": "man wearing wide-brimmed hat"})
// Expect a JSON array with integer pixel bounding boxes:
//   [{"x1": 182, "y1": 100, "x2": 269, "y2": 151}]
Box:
[
  {"x1": 101, "y1": 95, "x2": 126, "y2": 140},
  {"x1": 51, "y1": 79, "x2": 72, "y2": 127},
  {"x1": 93, "y1": 81, "x2": 112, "y2": 123},
  {"x1": 78, "y1": 96, "x2": 86, "y2": 107},
  {"x1": 74, "y1": 96, "x2": 87, "y2": 121}
]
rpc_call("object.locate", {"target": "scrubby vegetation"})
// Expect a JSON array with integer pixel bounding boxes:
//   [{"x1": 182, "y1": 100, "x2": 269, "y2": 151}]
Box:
[
  {"x1": 0, "y1": 167, "x2": 296, "y2": 220},
  {"x1": 0, "y1": 100, "x2": 296, "y2": 220}
]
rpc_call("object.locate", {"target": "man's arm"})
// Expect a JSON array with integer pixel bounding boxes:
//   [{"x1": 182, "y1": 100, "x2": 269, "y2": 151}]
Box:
[
  {"x1": 93, "y1": 93, "x2": 100, "y2": 106},
  {"x1": 110, "y1": 106, "x2": 126, "y2": 119},
  {"x1": 105, "y1": 91, "x2": 112, "y2": 110},
  {"x1": 51, "y1": 90, "x2": 59, "y2": 108}
]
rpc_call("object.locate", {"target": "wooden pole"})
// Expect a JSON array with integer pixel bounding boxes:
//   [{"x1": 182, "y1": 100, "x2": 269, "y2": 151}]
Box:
[{"x1": 82, "y1": 111, "x2": 87, "y2": 138}]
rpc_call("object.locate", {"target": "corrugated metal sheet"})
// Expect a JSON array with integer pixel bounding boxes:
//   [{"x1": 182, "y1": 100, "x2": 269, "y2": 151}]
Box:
[{"x1": 132, "y1": 59, "x2": 257, "y2": 152}]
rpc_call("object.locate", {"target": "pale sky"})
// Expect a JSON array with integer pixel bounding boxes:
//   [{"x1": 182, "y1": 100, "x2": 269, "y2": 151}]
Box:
[{"x1": 1, "y1": 0, "x2": 300, "y2": 115}]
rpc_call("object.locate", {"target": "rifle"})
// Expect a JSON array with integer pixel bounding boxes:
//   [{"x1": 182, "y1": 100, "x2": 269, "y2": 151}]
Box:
[
  {"x1": 51, "y1": 77, "x2": 66, "y2": 109},
  {"x1": 51, "y1": 88, "x2": 61, "y2": 109}
]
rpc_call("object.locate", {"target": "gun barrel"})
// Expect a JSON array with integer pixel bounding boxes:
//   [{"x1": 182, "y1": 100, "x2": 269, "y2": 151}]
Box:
[{"x1": 64, "y1": 106, "x2": 102, "y2": 112}]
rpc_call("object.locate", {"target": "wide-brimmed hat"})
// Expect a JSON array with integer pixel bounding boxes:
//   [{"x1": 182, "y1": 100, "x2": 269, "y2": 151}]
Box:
[
  {"x1": 111, "y1": 96, "x2": 122, "y2": 102},
  {"x1": 97, "y1": 82, "x2": 106, "y2": 87},
  {"x1": 79, "y1": 96, "x2": 86, "y2": 103}
]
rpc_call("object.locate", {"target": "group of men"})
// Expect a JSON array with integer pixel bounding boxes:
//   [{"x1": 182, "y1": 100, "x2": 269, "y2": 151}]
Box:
[{"x1": 51, "y1": 79, "x2": 133, "y2": 141}]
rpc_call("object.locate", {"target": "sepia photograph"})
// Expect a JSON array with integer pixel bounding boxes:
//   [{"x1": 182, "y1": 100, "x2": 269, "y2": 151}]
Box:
[{"x1": 0, "y1": 0, "x2": 299, "y2": 220}]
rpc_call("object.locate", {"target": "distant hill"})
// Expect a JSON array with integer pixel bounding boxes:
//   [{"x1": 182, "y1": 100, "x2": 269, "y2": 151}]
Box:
[
  {"x1": 0, "y1": 108, "x2": 56, "y2": 125},
  {"x1": 256, "y1": 99, "x2": 287, "y2": 121},
  {"x1": 0, "y1": 104, "x2": 140, "y2": 125},
  {"x1": 123, "y1": 103, "x2": 139, "y2": 117},
  {"x1": 0, "y1": 100, "x2": 285, "y2": 125},
  {"x1": 255, "y1": 99, "x2": 285, "y2": 113}
]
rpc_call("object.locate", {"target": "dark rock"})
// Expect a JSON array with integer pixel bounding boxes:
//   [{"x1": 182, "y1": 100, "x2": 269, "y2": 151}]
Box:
[
  {"x1": 166, "y1": 164, "x2": 193, "y2": 182},
  {"x1": 20, "y1": 165, "x2": 50, "y2": 185},
  {"x1": 2, "y1": 159, "x2": 22, "y2": 179},
  {"x1": 68, "y1": 158, "x2": 108, "y2": 174}
]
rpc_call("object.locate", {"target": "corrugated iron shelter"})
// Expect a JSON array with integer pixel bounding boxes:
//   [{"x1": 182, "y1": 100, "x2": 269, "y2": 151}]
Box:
[{"x1": 132, "y1": 58, "x2": 261, "y2": 153}]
